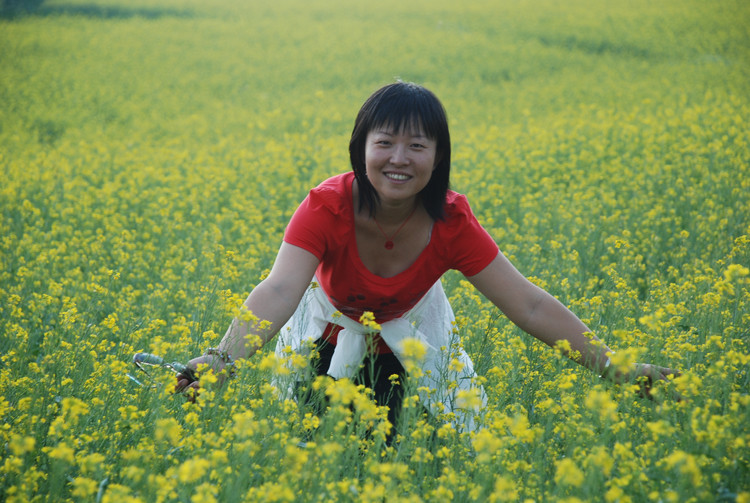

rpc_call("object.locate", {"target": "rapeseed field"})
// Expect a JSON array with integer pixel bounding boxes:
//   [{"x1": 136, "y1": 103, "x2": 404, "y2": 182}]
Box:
[{"x1": 1, "y1": 0, "x2": 749, "y2": 501}]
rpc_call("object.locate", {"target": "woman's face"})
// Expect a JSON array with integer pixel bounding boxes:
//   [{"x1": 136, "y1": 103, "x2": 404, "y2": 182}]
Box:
[{"x1": 364, "y1": 126, "x2": 437, "y2": 206}]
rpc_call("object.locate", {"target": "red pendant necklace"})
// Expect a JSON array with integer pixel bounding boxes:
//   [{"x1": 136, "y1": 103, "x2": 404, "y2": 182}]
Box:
[{"x1": 373, "y1": 205, "x2": 418, "y2": 250}]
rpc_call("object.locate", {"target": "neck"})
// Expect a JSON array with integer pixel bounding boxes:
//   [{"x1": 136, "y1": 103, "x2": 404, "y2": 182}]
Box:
[
  {"x1": 351, "y1": 178, "x2": 420, "y2": 224},
  {"x1": 374, "y1": 198, "x2": 419, "y2": 225}
]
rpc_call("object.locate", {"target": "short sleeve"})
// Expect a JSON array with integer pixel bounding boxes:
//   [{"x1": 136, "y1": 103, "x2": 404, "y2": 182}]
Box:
[
  {"x1": 443, "y1": 194, "x2": 499, "y2": 276},
  {"x1": 283, "y1": 180, "x2": 349, "y2": 260}
]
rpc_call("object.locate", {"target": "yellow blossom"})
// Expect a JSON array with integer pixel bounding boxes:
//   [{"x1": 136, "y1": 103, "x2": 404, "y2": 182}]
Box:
[
  {"x1": 359, "y1": 311, "x2": 382, "y2": 332},
  {"x1": 177, "y1": 457, "x2": 211, "y2": 484},
  {"x1": 43, "y1": 442, "x2": 74, "y2": 464},
  {"x1": 555, "y1": 457, "x2": 585, "y2": 487},
  {"x1": 8, "y1": 435, "x2": 35, "y2": 456},
  {"x1": 70, "y1": 477, "x2": 99, "y2": 499}
]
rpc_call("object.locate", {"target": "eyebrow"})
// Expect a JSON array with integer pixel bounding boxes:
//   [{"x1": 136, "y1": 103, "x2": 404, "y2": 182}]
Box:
[{"x1": 373, "y1": 129, "x2": 429, "y2": 140}]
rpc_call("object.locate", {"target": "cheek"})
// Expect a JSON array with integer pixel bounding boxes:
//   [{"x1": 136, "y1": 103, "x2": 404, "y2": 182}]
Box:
[
  {"x1": 363, "y1": 147, "x2": 377, "y2": 169},
  {"x1": 364, "y1": 151, "x2": 387, "y2": 173},
  {"x1": 363, "y1": 163, "x2": 378, "y2": 185}
]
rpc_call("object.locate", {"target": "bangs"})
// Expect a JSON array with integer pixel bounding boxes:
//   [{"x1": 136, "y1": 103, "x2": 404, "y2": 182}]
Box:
[{"x1": 365, "y1": 88, "x2": 444, "y2": 140}]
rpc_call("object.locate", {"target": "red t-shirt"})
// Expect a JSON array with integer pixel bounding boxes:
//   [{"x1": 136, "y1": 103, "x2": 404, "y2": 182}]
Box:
[{"x1": 284, "y1": 172, "x2": 499, "y2": 326}]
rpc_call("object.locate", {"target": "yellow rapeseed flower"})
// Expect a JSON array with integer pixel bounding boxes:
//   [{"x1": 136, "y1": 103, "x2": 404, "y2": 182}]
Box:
[
  {"x1": 358, "y1": 311, "x2": 381, "y2": 332},
  {"x1": 177, "y1": 457, "x2": 211, "y2": 484},
  {"x1": 455, "y1": 388, "x2": 483, "y2": 411},
  {"x1": 585, "y1": 389, "x2": 618, "y2": 422},
  {"x1": 70, "y1": 477, "x2": 98, "y2": 499},
  {"x1": 8, "y1": 435, "x2": 35, "y2": 456},
  {"x1": 555, "y1": 457, "x2": 585, "y2": 487},
  {"x1": 44, "y1": 442, "x2": 75, "y2": 464},
  {"x1": 154, "y1": 417, "x2": 182, "y2": 445}
]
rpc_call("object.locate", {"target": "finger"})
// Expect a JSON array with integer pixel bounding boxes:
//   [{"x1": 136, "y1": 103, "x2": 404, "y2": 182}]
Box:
[
  {"x1": 637, "y1": 367, "x2": 684, "y2": 402},
  {"x1": 655, "y1": 367, "x2": 681, "y2": 385},
  {"x1": 175, "y1": 377, "x2": 189, "y2": 393},
  {"x1": 175, "y1": 373, "x2": 199, "y2": 393}
]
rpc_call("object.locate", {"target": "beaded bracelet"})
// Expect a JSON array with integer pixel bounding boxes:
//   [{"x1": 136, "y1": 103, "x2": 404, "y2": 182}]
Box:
[{"x1": 204, "y1": 347, "x2": 237, "y2": 378}]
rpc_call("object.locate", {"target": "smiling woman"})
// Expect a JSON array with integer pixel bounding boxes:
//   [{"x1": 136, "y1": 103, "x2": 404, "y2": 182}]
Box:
[
  {"x1": 176, "y1": 81, "x2": 678, "y2": 441},
  {"x1": 364, "y1": 129, "x2": 436, "y2": 209}
]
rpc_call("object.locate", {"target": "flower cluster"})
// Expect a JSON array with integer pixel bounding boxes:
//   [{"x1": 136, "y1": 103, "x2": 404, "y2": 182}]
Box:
[{"x1": 1, "y1": 0, "x2": 748, "y2": 501}]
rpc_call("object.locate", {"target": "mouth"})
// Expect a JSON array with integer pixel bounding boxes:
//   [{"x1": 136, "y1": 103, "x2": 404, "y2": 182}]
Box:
[{"x1": 384, "y1": 172, "x2": 412, "y2": 182}]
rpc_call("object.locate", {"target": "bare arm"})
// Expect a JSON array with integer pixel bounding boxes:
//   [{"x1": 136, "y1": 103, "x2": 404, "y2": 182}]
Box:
[
  {"x1": 216, "y1": 242, "x2": 320, "y2": 360},
  {"x1": 467, "y1": 252, "x2": 680, "y2": 395},
  {"x1": 177, "y1": 242, "x2": 319, "y2": 390},
  {"x1": 467, "y1": 252, "x2": 613, "y2": 375}
]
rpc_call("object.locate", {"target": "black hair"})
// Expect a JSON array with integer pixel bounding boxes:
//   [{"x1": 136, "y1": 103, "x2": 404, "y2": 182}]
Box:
[{"x1": 349, "y1": 82, "x2": 451, "y2": 220}]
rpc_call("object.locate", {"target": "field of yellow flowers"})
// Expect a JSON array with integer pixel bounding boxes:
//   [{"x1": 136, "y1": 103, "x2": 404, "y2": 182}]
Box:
[{"x1": 2, "y1": 0, "x2": 749, "y2": 501}]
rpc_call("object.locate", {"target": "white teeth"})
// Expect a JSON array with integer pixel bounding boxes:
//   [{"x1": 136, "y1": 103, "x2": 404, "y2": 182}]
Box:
[{"x1": 386, "y1": 173, "x2": 410, "y2": 181}]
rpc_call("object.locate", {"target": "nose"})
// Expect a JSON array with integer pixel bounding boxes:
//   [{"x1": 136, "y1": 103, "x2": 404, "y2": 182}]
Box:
[{"x1": 390, "y1": 144, "x2": 409, "y2": 165}]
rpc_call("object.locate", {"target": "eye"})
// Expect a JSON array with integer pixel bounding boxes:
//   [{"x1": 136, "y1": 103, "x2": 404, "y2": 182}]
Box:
[{"x1": 411, "y1": 143, "x2": 426, "y2": 149}]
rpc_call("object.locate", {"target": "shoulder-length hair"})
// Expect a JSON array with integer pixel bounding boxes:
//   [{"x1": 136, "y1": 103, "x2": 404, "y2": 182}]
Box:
[{"x1": 349, "y1": 82, "x2": 451, "y2": 220}]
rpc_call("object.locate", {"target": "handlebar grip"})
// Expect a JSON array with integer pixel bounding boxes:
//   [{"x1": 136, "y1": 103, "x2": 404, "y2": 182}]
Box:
[{"x1": 133, "y1": 352, "x2": 165, "y2": 365}]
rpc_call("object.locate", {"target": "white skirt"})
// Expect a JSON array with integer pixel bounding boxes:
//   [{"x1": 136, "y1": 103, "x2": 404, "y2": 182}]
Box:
[{"x1": 274, "y1": 278, "x2": 486, "y2": 432}]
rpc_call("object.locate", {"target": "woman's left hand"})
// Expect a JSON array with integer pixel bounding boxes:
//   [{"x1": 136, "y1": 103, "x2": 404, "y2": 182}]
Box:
[{"x1": 627, "y1": 363, "x2": 682, "y2": 401}]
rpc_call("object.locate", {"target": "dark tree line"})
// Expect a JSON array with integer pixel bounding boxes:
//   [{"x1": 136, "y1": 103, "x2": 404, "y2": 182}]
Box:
[{"x1": 2, "y1": 0, "x2": 46, "y2": 16}]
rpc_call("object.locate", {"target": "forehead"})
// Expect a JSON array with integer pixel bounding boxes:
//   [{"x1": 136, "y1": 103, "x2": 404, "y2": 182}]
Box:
[{"x1": 370, "y1": 116, "x2": 430, "y2": 137}]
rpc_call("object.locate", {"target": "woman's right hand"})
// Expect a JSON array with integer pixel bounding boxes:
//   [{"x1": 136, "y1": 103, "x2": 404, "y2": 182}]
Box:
[{"x1": 174, "y1": 355, "x2": 217, "y2": 402}]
